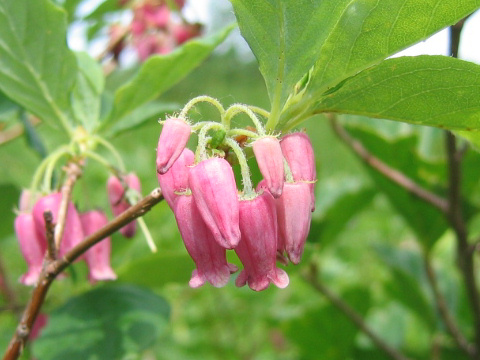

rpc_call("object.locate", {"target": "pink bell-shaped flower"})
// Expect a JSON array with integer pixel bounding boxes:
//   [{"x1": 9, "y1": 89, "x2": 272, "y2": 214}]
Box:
[
  {"x1": 276, "y1": 182, "x2": 312, "y2": 264},
  {"x1": 156, "y1": 117, "x2": 191, "y2": 174},
  {"x1": 157, "y1": 148, "x2": 194, "y2": 209},
  {"x1": 280, "y1": 132, "x2": 316, "y2": 181},
  {"x1": 235, "y1": 192, "x2": 289, "y2": 291},
  {"x1": 80, "y1": 211, "x2": 117, "y2": 284},
  {"x1": 32, "y1": 193, "x2": 84, "y2": 258},
  {"x1": 189, "y1": 157, "x2": 241, "y2": 249},
  {"x1": 14, "y1": 213, "x2": 46, "y2": 286},
  {"x1": 174, "y1": 194, "x2": 237, "y2": 288},
  {"x1": 107, "y1": 173, "x2": 142, "y2": 238},
  {"x1": 252, "y1": 136, "x2": 284, "y2": 198},
  {"x1": 281, "y1": 132, "x2": 316, "y2": 211}
]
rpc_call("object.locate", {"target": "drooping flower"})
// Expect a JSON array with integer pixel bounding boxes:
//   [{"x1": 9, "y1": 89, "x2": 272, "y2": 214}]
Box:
[
  {"x1": 14, "y1": 213, "x2": 46, "y2": 286},
  {"x1": 252, "y1": 136, "x2": 284, "y2": 198},
  {"x1": 188, "y1": 157, "x2": 241, "y2": 249},
  {"x1": 281, "y1": 132, "x2": 316, "y2": 211},
  {"x1": 157, "y1": 148, "x2": 194, "y2": 209},
  {"x1": 32, "y1": 193, "x2": 84, "y2": 258},
  {"x1": 235, "y1": 192, "x2": 289, "y2": 291},
  {"x1": 275, "y1": 182, "x2": 312, "y2": 264},
  {"x1": 174, "y1": 194, "x2": 237, "y2": 288},
  {"x1": 156, "y1": 117, "x2": 191, "y2": 174},
  {"x1": 107, "y1": 173, "x2": 142, "y2": 238},
  {"x1": 80, "y1": 211, "x2": 117, "y2": 284},
  {"x1": 171, "y1": 23, "x2": 202, "y2": 44}
]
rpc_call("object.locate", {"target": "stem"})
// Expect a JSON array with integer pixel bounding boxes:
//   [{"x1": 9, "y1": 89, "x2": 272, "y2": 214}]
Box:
[
  {"x1": 447, "y1": 17, "x2": 480, "y2": 359},
  {"x1": 302, "y1": 266, "x2": 411, "y2": 360},
  {"x1": 43, "y1": 211, "x2": 57, "y2": 262},
  {"x1": 446, "y1": 131, "x2": 480, "y2": 358},
  {"x1": 3, "y1": 188, "x2": 164, "y2": 360},
  {"x1": 92, "y1": 135, "x2": 126, "y2": 172},
  {"x1": 137, "y1": 217, "x2": 157, "y2": 253},
  {"x1": 227, "y1": 129, "x2": 258, "y2": 139},
  {"x1": 84, "y1": 151, "x2": 121, "y2": 175},
  {"x1": 224, "y1": 104, "x2": 266, "y2": 135},
  {"x1": 248, "y1": 106, "x2": 270, "y2": 119},
  {"x1": 224, "y1": 137, "x2": 254, "y2": 197},
  {"x1": 54, "y1": 160, "x2": 83, "y2": 250},
  {"x1": 424, "y1": 254, "x2": 475, "y2": 356},
  {"x1": 179, "y1": 96, "x2": 225, "y2": 120},
  {"x1": 30, "y1": 145, "x2": 70, "y2": 194},
  {"x1": 195, "y1": 122, "x2": 225, "y2": 162},
  {"x1": 329, "y1": 116, "x2": 449, "y2": 214}
]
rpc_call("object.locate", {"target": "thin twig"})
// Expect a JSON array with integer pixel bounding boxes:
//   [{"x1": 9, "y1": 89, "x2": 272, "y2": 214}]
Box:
[
  {"x1": 446, "y1": 17, "x2": 480, "y2": 360},
  {"x1": 302, "y1": 266, "x2": 411, "y2": 360},
  {"x1": 424, "y1": 254, "x2": 475, "y2": 356},
  {"x1": 329, "y1": 116, "x2": 449, "y2": 214},
  {"x1": 43, "y1": 211, "x2": 56, "y2": 262},
  {"x1": 2, "y1": 188, "x2": 164, "y2": 360},
  {"x1": 54, "y1": 161, "x2": 83, "y2": 250}
]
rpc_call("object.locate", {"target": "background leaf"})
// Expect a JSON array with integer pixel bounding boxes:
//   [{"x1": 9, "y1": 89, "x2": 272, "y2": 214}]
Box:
[
  {"x1": 306, "y1": 1, "x2": 480, "y2": 95},
  {"x1": 315, "y1": 56, "x2": 480, "y2": 131},
  {"x1": 104, "y1": 24, "x2": 234, "y2": 130},
  {"x1": 33, "y1": 285, "x2": 170, "y2": 360},
  {"x1": 71, "y1": 52, "x2": 104, "y2": 132},
  {"x1": 0, "y1": 0, "x2": 77, "y2": 131}
]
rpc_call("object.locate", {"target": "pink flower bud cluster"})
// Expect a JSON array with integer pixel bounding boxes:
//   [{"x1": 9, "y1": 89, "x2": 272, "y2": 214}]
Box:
[
  {"x1": 14, "y1": 173, "x2": 142, "y2": 286},
  {"x1": 111, "y1": 0, "x2": 202, "y2": 62},
  {"x1": 157, "y1": 117, "x2": 317, "y2": 291}
]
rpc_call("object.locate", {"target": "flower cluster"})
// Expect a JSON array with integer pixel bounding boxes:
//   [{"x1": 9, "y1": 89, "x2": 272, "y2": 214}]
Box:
[
  {"x1": 156, "y1": 100, "x2": 316, "y2": 291},
  {"x1": 14, "y1": 174, "x2": 142, "y2": 286},
  {"x1": 110, "y1": 0, "x2": 202, "y2": 62}
]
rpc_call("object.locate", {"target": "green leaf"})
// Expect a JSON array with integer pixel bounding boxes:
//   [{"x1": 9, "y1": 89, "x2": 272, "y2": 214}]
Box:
[
  {"x1": 33, "y1": 285, "x2": 170, "y2": 360},
  {"x1": 103, "y1": 101, "x2": 179, "y2": 138},
  {"x1": 0, "y1": 0, "x2": 77, "y2": 132},
  {"x1": 315, "y1": 56, "x2": 480, "y2": 130},
  {"x1": 230, "y1": 0, "x2": 340, "y2": 114},
  {"x1": 117, "y1": 252, "x2": 193, "y2": 288},
  {"x1": 106, "y1": 24, "x2": 234, "y2": 128},
  {"x1": 19, "y1": 113, "x2": 47, "y2": 158},
  {"x1": 71, "y1": 52, "x2": 104, "y2": 132},
  {"x1": 307, "y1": 0, "x2": 480, "y2": 95}
]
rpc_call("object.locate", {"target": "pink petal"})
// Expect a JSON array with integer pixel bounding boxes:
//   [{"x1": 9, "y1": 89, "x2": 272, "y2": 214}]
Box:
[{"x1": 156, "y1": 118, "x2": 191, "y2": 174}]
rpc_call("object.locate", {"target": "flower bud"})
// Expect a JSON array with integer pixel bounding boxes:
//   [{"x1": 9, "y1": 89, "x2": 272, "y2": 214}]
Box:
[
  {"x1": 80, "y1": 211, "x2": 117, "y2": 284},
  {"x1": 276, "y1": 182, "x2": 312, "y2": 264},
  {"x1": 252, "y1": 136, "x2": 284, "y2": 198},
  {"x1": 157, "y1": 148, "x2": 194, "y2": 209},
  {"x1": 281, "y1": 132, "x2": 316, "y2": 211},
  {"x1": 156, "y1": 118, "x2": 191, "y2": 174},
  {"x1": 14, "y1": 213, "x2": 46, "y2": 286},
  {"x1": 189, "y1": 158, "x2": 240, "y2": 249},
  {"x1": 32, "y1": 193, "x2": 84, "y2": 258},
  {"x1": 235, "y1": 192, "x2": 289, "y2": 291},
  {"x1": 107, "y1": 173, "x2": 141, "y2": 238},
  {"x1": 174, "y1": 194, "x2": 237, "y2": 288}
]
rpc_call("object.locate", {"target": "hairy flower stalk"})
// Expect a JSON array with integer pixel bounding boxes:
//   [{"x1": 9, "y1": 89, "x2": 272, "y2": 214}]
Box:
[
  {"x1": 174, "y1": 194, "x2": 237, "y2": 287},
  {"x1": 156, "y1": 117, "x2": 191, "y2": 174},
  {"x1": 235, "y1": 192, "x2": 289, "y2": 291}
]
